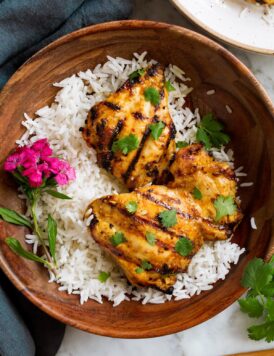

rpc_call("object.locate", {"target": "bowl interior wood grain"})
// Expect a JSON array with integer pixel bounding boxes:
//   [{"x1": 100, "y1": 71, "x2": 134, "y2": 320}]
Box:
[{"x1": 0, "y1": 20, "x2": 273, "y2": 338}]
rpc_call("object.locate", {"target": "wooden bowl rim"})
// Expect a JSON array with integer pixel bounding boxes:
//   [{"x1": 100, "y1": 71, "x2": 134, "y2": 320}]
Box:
[{"x1": 0, "y1": 20, "x2": 273, "y2": 338}]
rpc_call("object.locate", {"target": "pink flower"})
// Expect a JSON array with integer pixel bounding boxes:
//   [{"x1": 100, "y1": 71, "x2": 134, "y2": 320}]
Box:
[
  {"x1": 20, "y1": 147, "x2": 38, "y2": 169},
  {"x1": 4, "y1": 152, "x2": 24, "y2": 171},
  {"x1": 4, "y1": 138, "x2": 75, "y2": 188},
  {"x1": 44, "y1": 157, "x2": 62, "y2": 174},
  {"x1": 31, "y1": 139, "x2": 52, "y2": 159},
  {"x1": 22, "y1": 165, "x2": 42, "y2": 188},
  {"x1": 54, "y1": 161, "x2": 76, "y2": 186}
]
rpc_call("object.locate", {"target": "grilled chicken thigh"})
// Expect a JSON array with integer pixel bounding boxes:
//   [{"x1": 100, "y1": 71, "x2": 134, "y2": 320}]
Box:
[
  {"x1": 167, "y1": 144, "x2": 242, "y2": 229},
  {"x1": 87, "y1": 184, "x2": 234, "y2": 291},
  {"x1": 82, "y1": 64, "x2": 176, "y2": 190}
]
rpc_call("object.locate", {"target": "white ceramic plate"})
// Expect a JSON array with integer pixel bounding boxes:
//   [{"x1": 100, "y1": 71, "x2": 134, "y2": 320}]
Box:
[{"x1": 171, "y1": 0, "x2": 274, "y2": 54}]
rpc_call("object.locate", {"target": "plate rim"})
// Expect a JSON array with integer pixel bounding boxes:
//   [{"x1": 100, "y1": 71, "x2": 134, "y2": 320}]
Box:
[
  {"x1": 170, "y1": 0, "x2": 274, "y2": 55},
  {"x1": 0, "y1": 20, "x2": 273, "y2": 338}
]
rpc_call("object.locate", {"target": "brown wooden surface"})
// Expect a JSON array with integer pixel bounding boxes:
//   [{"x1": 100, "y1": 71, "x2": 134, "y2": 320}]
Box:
[
  {"x1": 0, "y1": 20, "x2": 273, "y2": 338},
  {"x1": 228, "y1": 350, "x2": 274, "y2": 356}
]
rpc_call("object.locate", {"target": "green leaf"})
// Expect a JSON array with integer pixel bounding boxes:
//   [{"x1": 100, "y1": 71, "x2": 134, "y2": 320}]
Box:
[
  {"x1": 266, "y1": 298, "x2": 274, "y2": 321},
  {"x1": 135, "y1": 267, "x2": 144, "y2": 274},
  {"x1": 126, "y1": 201, "x2": 138, "y2": 214},
  {"x1": 248, "y1": 321, "x2": 274, "y2": 343},
  {"x1": 146, "y1": 231, "x2": 156, "y2": 246},
  {"x1": 238, "y1": 297, "x2": 264, "y2": 318},
  {"x1": 110, "y1": 232, "x2": 126, "y2": 246},
  {"x1": 129, "y1": 68, "x2": 145, "y2": 81},
  {"x1": 196, "y1": 113, "x2": 230, "y2": 149},
  {"x1": 47, "y1": 215, "x2": 57, "y2": 262},
  {"x1": 46, "y1": 190, "x2": 72, "y2": 200},
  {"x1": 176, "y1": 141, "x2": 188, "y2": 149},
  {"x1": 0, "y1": 207, "x2": 32, "y2": 228},
  {"x1": 5, "y1": 237, "x2": 50, "y2": 267},
  {"x1": 192, "y1": 187, "x2": 202, "y2": 200},
  {"x1": 214, "y1": 195, "x2": 237, "y2": 221},
  {"x1": 149, "y1": 121, "x2": 165, "y2": 140},
  {"x1": 144, "y1": 87, "x2": 160, "y2": 106},
  {"x1": 241, "y1": 258, "x2": 272, "y2": 292},
  {"x1": 158, "y1": 209, "x2": 177, "y2": 228},
  {"x1": 196, "y1": 127, "x2": 211, "y2": 150},
  {"x1": 98, "y1": 271, "x2": 110, "y2": 283},
  {"x1": 175, "y1": 237, "x2": 193, "y2": 257},
  {"x1": 141, "y1": 260, "x2": 152, "y2": 270},
  {"x1": 165, "y1": 80, "x2": 175, "y2": 92},
  {"x1": 112, "y1": 134, "x2": 139, "y2": 155},
  {"x1": 270, "y1": 255, "x2": 274, "y2": 263},
  {"x1": 261, "y1": 281, "x2": 274, "y2": 297}
]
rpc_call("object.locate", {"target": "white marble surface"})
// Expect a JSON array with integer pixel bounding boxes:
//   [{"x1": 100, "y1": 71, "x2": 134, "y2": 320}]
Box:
[{"x1": 57, "y1": 1, "x2": 274, "y2": 355}]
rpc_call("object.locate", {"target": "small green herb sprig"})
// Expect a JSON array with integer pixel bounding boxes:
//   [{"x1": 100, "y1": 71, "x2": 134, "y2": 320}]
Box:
[{"x1": 239, "y1": 256, "x2": 274, "y2": 343}]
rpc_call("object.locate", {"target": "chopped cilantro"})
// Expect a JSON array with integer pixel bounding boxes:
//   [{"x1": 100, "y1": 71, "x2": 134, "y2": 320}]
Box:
[
  {"x1": 144, "y1": 87, "x2": 160, "y2": 106},
  {"x1": 158, "y1": 209, "x2": 177, "y2": 228},
  {"x1": 149, "y1": 121, "x2": 165, "y2": 140},
  {"x1": 129, "y1": 68, "x2": 145, "y2": 81},
  {"x1": 192, "y1": 187, "x2": 202, "y2": 200},
  {"x1": 110, "y1": 232, "x2": 126, "y2": 246},
  {"x1": 165, "y1": 80, "x2": 175, "y2": 92},
  {"x1": 175, "y1": 237, "x2": 193, "y2": 257},
  {"x1": 196, "y1": 113, "x2": 230, "y2": 149},
  {"x1": 176, "y1": 141, "x2": 188, "y2": 149},
  {"x1": 112, "y1": 134, "x2": 139, "y2": 155},
  {"x1": 126, "y1": 201, "x2": 138, "y2": 214},
  {"x1": 214, "y1": 195, "x2": 237, "y2": 221},
  {"x1": 141, "y1": 260, "x2": 152, "y2": 270},
  {"x1": 98, "y1": 271, "x2": 110, "y2": 283},
  {"x1": 146, "y1": 231, "x2": 156, "y2": 246},
  {"x1": 135, "y1": 267, "x2": 144, "y2": 274}
]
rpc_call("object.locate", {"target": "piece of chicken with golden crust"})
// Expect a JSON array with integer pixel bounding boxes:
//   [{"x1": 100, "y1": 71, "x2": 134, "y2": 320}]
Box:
[
  {"x1": 86, "y1": 185, "x2": 231, "y2": 292},
  {"x1": 167, "y1": 143, "x2": 242, "y2": 232},
  {"x1": 82, "y1": 63, "x2": 176, "y2": 190}
]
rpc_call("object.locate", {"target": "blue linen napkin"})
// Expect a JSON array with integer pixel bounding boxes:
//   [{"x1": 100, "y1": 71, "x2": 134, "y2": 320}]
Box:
[{"x1": 0, "y1": 1, "x2": 133, "y2": 355}]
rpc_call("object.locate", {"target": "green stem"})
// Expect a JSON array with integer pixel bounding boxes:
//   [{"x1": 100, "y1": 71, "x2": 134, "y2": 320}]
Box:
[{"x1": 30, "y1": 192, "x2": 57, "y2": 274}]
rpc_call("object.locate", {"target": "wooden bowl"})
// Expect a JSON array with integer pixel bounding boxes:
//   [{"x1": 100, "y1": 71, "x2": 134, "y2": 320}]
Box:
[{"x1": 0, "y1": 20, "x2": 273, "y2": 338}]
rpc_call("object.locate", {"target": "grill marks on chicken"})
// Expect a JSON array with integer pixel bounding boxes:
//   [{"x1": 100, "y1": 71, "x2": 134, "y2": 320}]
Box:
[
  {"x1": 82, "y1": 64, "x2": 176, "y2": 190},
  {"x1": 87, "y1": 184, "x2": 236, "y2": 292},
  {"x1": 167, "y1": 144, "x2": 242, "y2": 229}
]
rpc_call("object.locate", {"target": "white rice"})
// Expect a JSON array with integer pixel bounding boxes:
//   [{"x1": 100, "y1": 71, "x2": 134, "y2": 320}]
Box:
[
  {"x1": 240, "y1": 182, "x2": 254, "y2": 187},
  {"x1": 206, "y1": 89, "x2": 215, "y2": 96},
  {"x1": 225, "y1": 104, "x2": 233, "y2": 114},
  {"x1": 16, "y1": 53, "x2": 245, "y2": 306},
  {"x1": 250, "y1": 217, "x2": 257, "y2": 230}
]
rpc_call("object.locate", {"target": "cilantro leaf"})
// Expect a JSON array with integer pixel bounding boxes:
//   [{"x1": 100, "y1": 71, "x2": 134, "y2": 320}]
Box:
[
  {"x1": 98, "y1": 271, "x2": 110, "y2": 283},
  {"x1": 192, "y1": 187, "x2": 202, "y2": 200},
  {"x1": 158, "y1": 209, "x2": 177, "y2": 228},
  {"x1": 135, "y1": 267, "x2": 144, "y2": 274},
  {"x1": 175, "y1": 237, "x2": 193, "y2": 257},
  {"x1": 141, "y1": 260, "x2": 152, "y2": 270},
  {"x1": 165, "y1": 80, "x2": 175, "y2": 92},
  {"x1": 126, "y1": 201, "x2": 138, "y2": 214},
  {"x1": 112, "y1": 134, "x2": 139, "y2": 155},
  {"x1": 144, "y1": 87, "x2": 160, "y2": 106},
  {"x1": 176, "y1": 141, "x2": 188, "y2": 149},
  {"x1": 261, "y1": 281, "x2": 274, "y2": 297},
  {"x1": 129, "y1": 68, "x2": 145, "y2": 81},
  {"x1": 214, "y1": 195, "x2": 237, "y2": 221},
  {"x1": 266, "y1": 298, "x2": 274, "y2": 321},
  {"x1": 110, "y1": 232, "x2": 126, "y2": 246},
  {"x1": 248, "y1": 321, "x2": 274, "y2": 343},
  {"x1": 146, "y1": 231, "x2": 156, "y2": 246},
  {"x1": 196, "y1": 113, "x2": 230, "y2": 149},
  {"x1": 241, "y1": 258, "x2": 272, "y2": 292},
  {"x1": 238, "y1": 297, "x2": 264, "y2": 318},
  {"x1": 149, "y1": 121, "x2": 165, "y2": 140}
]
